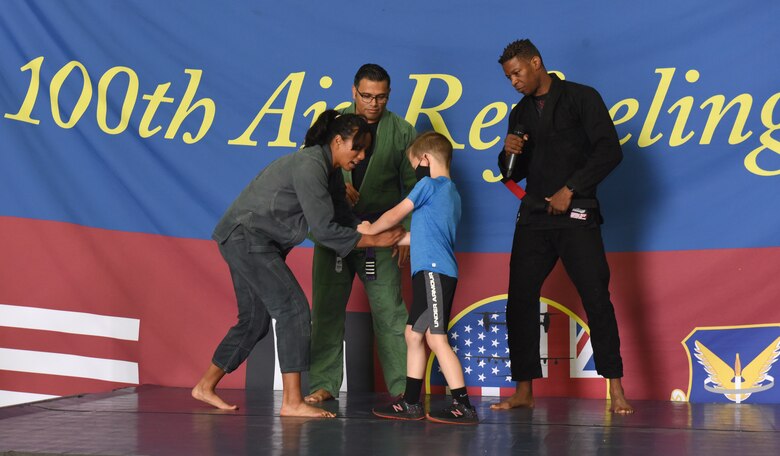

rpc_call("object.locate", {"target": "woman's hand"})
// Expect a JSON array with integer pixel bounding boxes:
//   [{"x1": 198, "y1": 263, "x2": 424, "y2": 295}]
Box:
[{"x1": 345, "y1": 183, "x2": 360, "y2": 206}]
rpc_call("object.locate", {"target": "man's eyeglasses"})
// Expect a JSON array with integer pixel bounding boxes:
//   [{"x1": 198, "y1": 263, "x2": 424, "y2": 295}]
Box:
[{"x1": 355, "y1": 88, "x2": 389, "y2": 104}]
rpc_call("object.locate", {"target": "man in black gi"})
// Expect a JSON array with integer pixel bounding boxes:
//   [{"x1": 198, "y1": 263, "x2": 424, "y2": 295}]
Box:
[{"x1": 491, "y1": 39, "x2": 633, "y2": 414}]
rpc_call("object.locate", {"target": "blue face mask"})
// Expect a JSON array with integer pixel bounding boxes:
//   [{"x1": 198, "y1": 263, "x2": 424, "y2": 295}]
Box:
[{"x1": 414, "y1": 164, "x2": 431, "y2": 182}]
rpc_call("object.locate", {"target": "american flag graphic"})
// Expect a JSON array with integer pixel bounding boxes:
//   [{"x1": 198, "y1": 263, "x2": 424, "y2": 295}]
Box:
[
  {"x1": 0, "y1": 304, "x2": 140, "y2": 407},
  {"x1": 428, "y1": 298, "x2": 514, "y2": 397},
  {"x1": 427, "y1": 297, "x2": 597, "y2": 396}
]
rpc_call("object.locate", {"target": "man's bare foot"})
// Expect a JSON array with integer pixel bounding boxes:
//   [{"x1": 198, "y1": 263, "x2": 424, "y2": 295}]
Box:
[
  {"x1": 280, "y1": 402, "x2": 336, "y2": 418},
  {"x1": 192, "y1": 384, "x2": 238, "y2": 410},
  {"x1": 490, "y1": 391, "x2": 534, "y2": 410},
  {"x1": 608, "y1": 378, "x2": 634, "y2": 414},
  {"x1": 304, "y1": 389, "x2": 335, "y2": 404},
  {"x1": 491, "y1": 380, "x2": 534, "y2": 410}
]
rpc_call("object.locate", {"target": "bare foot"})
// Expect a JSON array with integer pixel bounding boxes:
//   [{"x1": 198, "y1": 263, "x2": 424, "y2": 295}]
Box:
[
  {"x1": 280, "y1": 402, "x2": 336, "y2": 418},
  {"x1": 490, "y1": 391, "x2": 534, "y2": 410},
  {"x1": 192, "y1": 384, "x2": 238, "y2": 410},
  {"x1": 491, "y1": 380, "x2": 534, "y2": 410},
  {"x1": 304, "y1": 389, "x2": 335, "y2": 404},
  {"x1": 608, "y1": 378, "x2": 634, "y2": 414}
]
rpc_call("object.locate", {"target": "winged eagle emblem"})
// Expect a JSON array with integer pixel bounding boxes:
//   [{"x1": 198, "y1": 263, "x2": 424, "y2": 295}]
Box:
[{"x1": 694, "y1": 336, "x2": 780, "y2": 403}]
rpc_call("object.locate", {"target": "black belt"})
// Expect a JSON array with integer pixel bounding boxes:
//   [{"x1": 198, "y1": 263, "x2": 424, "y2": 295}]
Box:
[
  {"x1": 334, "y1": 244, "x2": 378, "y2": 280},
  {"x1": 356, "y1": 210, "x2": 388, "y2": 280}
]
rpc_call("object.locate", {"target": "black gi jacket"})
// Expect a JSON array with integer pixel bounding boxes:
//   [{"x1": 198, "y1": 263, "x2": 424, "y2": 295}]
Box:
[{"x1": 497, "y1": 74, "x2": 622, "y2": 228}]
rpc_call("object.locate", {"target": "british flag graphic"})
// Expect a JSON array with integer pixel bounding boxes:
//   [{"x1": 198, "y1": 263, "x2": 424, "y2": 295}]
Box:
[{"x1": 570, "y1": 320, "x2": 599, "y2": 378}]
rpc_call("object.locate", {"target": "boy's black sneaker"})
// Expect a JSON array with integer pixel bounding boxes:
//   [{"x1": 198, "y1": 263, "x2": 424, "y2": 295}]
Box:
[
  {"x1": 372, "y1": 399, "x2": 425, "y2": 420},
  {"x1": 426, "y1": 399, "x2": 479, "y2": 425}
]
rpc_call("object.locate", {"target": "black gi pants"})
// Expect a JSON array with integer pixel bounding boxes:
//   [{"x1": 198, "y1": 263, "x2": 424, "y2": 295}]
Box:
[{"x1": 506, "y1": 225, "x2": 623, "y2": 381}]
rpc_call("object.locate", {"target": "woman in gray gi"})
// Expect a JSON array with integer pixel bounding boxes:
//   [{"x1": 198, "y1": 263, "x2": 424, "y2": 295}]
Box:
[{"x1": 192, "y1": 110, "x2": 404, "y2": 417}]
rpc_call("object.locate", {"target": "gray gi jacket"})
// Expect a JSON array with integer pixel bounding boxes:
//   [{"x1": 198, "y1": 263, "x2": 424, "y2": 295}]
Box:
[{"x1": 212, "y1": 144, "x2": 361, "y2": 257}]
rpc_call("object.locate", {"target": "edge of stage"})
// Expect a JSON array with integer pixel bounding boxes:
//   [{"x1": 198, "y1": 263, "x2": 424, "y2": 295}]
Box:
[{"x1": 1, "y1": 385, "x2": 779, "y2": 455}]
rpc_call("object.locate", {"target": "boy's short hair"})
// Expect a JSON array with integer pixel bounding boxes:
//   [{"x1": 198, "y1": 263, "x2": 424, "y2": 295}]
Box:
[{"x1": 408, "y1": 131, "x2": 453, "y2": 167}]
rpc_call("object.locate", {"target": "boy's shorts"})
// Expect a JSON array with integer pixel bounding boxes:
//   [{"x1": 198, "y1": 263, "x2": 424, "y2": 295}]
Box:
[{"x1": 409, "y1": 270, "x2": 458, "y2": 335}]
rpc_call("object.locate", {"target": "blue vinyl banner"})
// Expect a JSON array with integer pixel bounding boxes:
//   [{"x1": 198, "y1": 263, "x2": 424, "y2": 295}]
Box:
[{"x1": 2, "y1": 1, "x2": 777, "y2": 252}]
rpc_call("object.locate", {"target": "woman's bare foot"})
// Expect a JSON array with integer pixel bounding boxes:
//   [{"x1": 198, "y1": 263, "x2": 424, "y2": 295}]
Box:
[
  {"x1": 491, "y1": 380, "x2": 534, "y2": 410},
  {"x1": 192, "y1": 383, "x2": 238, "y2": 410},
  {"x1": 280, "y1": 402, "x2": 336, "y2": 418},
  {"x1": 304, "y1": 389, "x2": 335, "y2": 403},
  {"x1": 281, "y1": 373, "x2": 335, "y2": 417},
  {"x1": 192, "y1": 364, "x2": 238, "y2": 410},
  {"x1": 608, "y1": 378, "x2": 634, "y2": 414}
]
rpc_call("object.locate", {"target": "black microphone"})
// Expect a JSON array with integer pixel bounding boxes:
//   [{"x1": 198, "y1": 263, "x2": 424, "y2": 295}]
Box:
[{"x1": 505, "y1": 125, "x2": 526, "y2": 178}]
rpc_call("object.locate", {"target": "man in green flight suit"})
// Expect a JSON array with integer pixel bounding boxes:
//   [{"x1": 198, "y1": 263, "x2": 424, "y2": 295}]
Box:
[{"x1": 305, "y1": 64, "x2": 417, "y2": 403}]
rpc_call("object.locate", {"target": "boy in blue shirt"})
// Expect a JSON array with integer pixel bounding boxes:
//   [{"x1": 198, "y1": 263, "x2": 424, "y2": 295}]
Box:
[{"x1": 357, "y1": 131, "x2": 477, "y2": 425}]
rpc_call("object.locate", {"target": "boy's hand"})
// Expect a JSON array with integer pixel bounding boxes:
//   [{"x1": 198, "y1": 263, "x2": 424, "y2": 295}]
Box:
[{"x1": 356, "y1": 221, "x2": 372, "y2": 235}]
